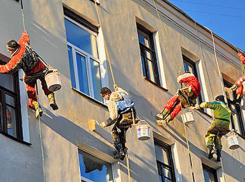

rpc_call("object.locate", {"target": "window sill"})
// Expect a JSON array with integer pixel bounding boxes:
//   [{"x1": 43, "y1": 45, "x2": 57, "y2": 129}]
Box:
[
  {"x1": 143, "y1": 77, "x2": 168, "y2": 92},
  {"x1": 0, "y1": 131, "x2": 31, "y2": 146},
  {"x1": 72, "y1": 88, "x2": 107, "y2": 108}
]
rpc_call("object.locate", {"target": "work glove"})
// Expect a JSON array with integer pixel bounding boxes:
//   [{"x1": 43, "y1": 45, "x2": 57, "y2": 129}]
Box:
[
  {"x1": 195, "y1": 104, "x2": 200, "y2": 110},
  {"x1": 100, "y1": 122, "x2": 106, "y2": 128}
]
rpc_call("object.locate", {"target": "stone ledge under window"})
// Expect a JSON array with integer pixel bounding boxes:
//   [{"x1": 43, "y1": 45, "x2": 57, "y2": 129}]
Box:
[
  {"x1": 0, "y1": 131, "x2": 31, "y2": 146},
  {"x1": 143, "y1": 77, "x2": 168, "y2": 92},
  {"x1": 72, "y1": 88, "x2": 107, "y2": 108}
]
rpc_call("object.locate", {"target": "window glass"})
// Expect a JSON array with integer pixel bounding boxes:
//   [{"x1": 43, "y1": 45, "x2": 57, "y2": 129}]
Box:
[
  {"x1": 203, "y1": 165, "x2": 217, "y2": 182},
  {"x1": 6, "y1": 106, "x2": 16, "y2": 137},
  {"x1": 65, "y1": 19, "x2": 98, "y2": 58},
  {"x1": 78, "y1": 150, "x2": 113, "y2": 182},
  {"x1": 224, "y1": 80, "x2": 245, "y2": 137},
  {"x1": 76, "y1": 53, "x2": 89, "y2": 95},
  {"x1": 65, "y1": 15, "x2": 104, "y2": 103},
  {"x1": 90, "y1": 59, "x2": 103, "y2": 102},
  {"x1": 137, "y1": 24, "x2": 160, "y2": 85},
  {"x1": 68, "y1": 46, "x2": 76, "y2": 88},
  {"x1": 0, "y1": 73, "x2": 14, "y2": 92},
  {"x1": 154, "y1": 140, "x2": 175, "y2": 182},
  {"x1": 0, "y1": 70, "x2": 21, "y2": 140},
  {"x1": 155, "y1": 145, "x2": 170, "y2": 165}
]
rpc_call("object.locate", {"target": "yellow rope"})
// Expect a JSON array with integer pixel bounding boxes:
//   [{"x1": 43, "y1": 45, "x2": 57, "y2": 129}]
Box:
[
  {"x1": 194, "y1": 22, "x2": 214, "y2": 100},
  {"x1": 94, "y1": 1, "x2": 116, "y2": 87},
  {"x1": 152, "y1": 0, "x2": 181, "y2": 75},
  {"x1": 206, "y1": 28, "x2": 226, "y2": 96},
  {"x1": 151, "y1": 1, "x2": 195, "y2": 181},
  {"x1": 126, "y1": 153, "x2": 131, "y2": 182},
  {"x1": 38, "y1": 106, "x2": 46, "y2": 182}
]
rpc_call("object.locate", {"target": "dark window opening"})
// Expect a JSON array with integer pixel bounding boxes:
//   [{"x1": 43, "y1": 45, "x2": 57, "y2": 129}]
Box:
[
  {"x1": 0, "y1": 60, "x2": 22, "y2": 140},
  {"x1": 155, "y1": 139, "x2": 176, "y2": 182},
  {"x1": 203, "y1": 164, "x2": 218, "y2": 182},
  {"x1": 224, "y1": 80, "x2": 245, "y2": 137},
  {"x1": 137, "y1": 23, "x2": 160, "y2": 86},
  {"x1": 183, "y1": 55, "x2": 203, "y2": 106}
]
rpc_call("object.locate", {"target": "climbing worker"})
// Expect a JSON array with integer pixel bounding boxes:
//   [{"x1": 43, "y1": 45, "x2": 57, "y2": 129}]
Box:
[
  {"x1": 195, "y1": 95, "x2": 231, "y2": 162},
  {"x1": 156, "y1": 72, "x2": 201, "y2": 126},
  {"x1": 224, "y1": 52, "x2": 245, "y2": 104},
  {"x1": 99, "y1": 85, "x2": 137, "y2": 160},
  {"x1": 1, "y1": 31, "x2": 58, "y2": 118}
]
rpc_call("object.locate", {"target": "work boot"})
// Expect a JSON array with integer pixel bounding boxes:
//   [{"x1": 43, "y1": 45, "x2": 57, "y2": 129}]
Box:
[
  {"x1": 216, "y1": 149, "x2": 221, "y2": 162},
  {"x1": 207, "y1": 146, "x2": 214, "y2": 159},
  {"x1": 32, "y1": 101, "x2": 43, "y2": 118},
  {"x1": 156, "y1": 109, "x2": 170, "y2": 120},
  {"x1": 156, "y1": 115, "x2": 173, "y2": 127},
  {"x1": 48, "y1": 93, "x2": 58, "y2": 110},
  {"x1": 113, "y1": 143, "x2": 125, "y2": 160}
]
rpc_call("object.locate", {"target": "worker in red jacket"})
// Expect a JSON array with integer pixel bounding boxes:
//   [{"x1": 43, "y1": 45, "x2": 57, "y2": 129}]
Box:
[
  {"x1": 156, "y1": 72, "x2": 201, "y2": 126},
  {"x1": 226, "y1": 52, "x2": 245, "y2": 103},
  {"x1": 1, "y1": 31, "x2": 58, "y2": 118}
]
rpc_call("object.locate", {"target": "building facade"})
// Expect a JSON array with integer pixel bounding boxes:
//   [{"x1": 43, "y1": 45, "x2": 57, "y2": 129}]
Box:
[{"x1": 0, "y1": 0, "x2": 244, "y2": 182}]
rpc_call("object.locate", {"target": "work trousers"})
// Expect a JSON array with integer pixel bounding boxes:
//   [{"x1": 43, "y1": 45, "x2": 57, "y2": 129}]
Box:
[
  {"x1": 111, "y1": 108, "x2": 136, "y2": 149},
  {"x1": 205, "y1": 119, "x2": 230, "y2": 150}
]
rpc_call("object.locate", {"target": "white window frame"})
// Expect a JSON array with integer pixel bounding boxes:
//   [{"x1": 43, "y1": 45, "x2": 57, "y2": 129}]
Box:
[
  {"x1": 65, "y1": 16, "x2": 108, "y2": 103},
  {"x1": 81, "y1": 176, "x2": 94, "y2": 182}
]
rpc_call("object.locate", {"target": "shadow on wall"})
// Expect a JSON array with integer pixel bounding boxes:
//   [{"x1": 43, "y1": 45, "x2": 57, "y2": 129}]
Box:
[
  {"x1": 221, "y1": 148, "x2": 245, "y2": 182},
  {"x1": 40, "y1": 108, "x2": 115, "y2": 158}
]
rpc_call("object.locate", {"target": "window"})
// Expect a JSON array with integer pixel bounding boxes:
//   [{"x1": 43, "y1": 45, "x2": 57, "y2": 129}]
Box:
[
  {"x1": 183, "y1": 55, "x2": 203, "y2": 105},
  {"x1": 0, "y1": 60, "x2": 22, "y2": 139},
  {"x1": 78, "y1": 150, "x2": 113, "y2": 182},
  {"x1": 224, "y1": 80, "x2": 245, "y2": 137},
  {"x1": 64, "y1": 8, "x2": 103, "y2": 102},
  {"x1": 137, "y1": 24, "x2": 160, "y2": 85},
  {"x1": 154, "y1": 139, "x2": 176, "y2": 182},
  {"x1": 203, "y1": 164, "x2": 218, "y2": 182}
]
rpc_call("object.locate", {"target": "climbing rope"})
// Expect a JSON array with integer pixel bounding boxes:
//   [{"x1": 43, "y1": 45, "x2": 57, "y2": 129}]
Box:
[
  {"x1": 20, "y1": 0, "x2": 26, "y2": 31},
  {"x1": 94, "y1": 1, "x2": 116, "y2": 88},
  {"x1": 206, "y1": 28, "x2": 226, "y2": 96},
  {"x1": 151, "y1": 1, "x2": 195, "y2": 181},
  {"x1": 93, "y1": 2, "x2": 132, "y2": 181},
  {"x1": 194, "y1": 22, "x2": 214, "y2": 100},
  {"x1": 20, "y1": 0, "x2": 46, "y2": 181},
  {"x1": 152, "y1": 0, "x2": 181, "y2": 75}
]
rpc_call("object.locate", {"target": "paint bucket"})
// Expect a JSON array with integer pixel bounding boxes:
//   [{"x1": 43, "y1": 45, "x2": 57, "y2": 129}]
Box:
[
  {"x1": 137, "y1": 120, "x2": 150, "y2": 141},
  {"x1": 227, "y1": 132, "x2": 239, "y2": 150},
  {"x1": 181, "y1": 112, "x2": 195, "y2": 125},
  {"x1": 45, "y1": 70, "x2": 61, "y2": 91}
]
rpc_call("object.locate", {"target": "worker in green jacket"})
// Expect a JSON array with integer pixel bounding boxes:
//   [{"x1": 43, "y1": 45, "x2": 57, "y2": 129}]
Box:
[{"x1": 196, "y1": 95, "x2": 231, "y2": 162}]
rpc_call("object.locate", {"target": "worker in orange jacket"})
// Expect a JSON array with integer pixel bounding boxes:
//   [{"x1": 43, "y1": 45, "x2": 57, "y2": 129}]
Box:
[
  {"x1": 226, "y1": 52, "x2": 245, "y2": 103},
  {"x1": 1, "y1": 31, "x2": 58, "y2": 118}
]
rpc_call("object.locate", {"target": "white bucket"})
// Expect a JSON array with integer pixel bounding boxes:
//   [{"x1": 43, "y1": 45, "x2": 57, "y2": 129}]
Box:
[
  {"x1": 181, "y1": 112, "x2": 195, "y2": 125},
  {"x1": 137, "y1": 121, "x2": 150, "y2": 141},
  {"x1": 45, "y1": 71, "x2": 62, "y2": 91},
  {"x1": 227, "y1": 134, "x2": 239, "y2": 150}
]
